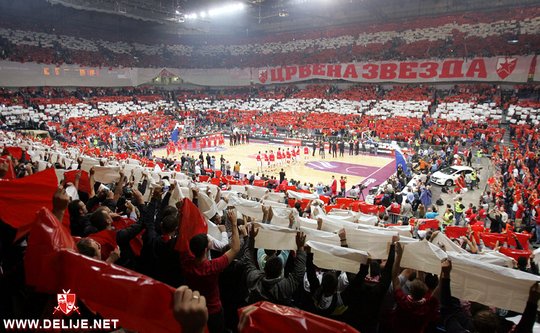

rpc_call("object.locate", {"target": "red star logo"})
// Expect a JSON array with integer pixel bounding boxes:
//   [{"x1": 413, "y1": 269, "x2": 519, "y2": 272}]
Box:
[{"x1": 496, "y1": 57, "x2": 517, "y2": 80}]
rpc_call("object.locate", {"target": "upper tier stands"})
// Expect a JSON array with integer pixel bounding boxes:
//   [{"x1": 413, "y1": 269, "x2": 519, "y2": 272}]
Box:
[{"x1": 0, "y1": 7, "x2": 538, "y2": 68}]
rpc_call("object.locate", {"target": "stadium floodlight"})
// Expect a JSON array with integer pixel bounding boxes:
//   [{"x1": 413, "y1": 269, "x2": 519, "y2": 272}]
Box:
[{"x1": 185, "y1": 2, "x2": 245, "y2": 20}]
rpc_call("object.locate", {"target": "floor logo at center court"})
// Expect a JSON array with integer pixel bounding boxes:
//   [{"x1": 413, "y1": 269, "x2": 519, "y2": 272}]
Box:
[{"x1": 306, "y1": 161, "x2": 337, "y2": 170}]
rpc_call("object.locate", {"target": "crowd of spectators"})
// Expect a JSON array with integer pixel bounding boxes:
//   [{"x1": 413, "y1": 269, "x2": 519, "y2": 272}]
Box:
[
  {"x1": 1, "y1": 105, "x2": 540, "y2": 332},
  {"x1": 0, "y1": 7, "x2": 539, "y2": 68},
  {"x1": 1, "y1": 84, "x2": 538, "y2": 157}
]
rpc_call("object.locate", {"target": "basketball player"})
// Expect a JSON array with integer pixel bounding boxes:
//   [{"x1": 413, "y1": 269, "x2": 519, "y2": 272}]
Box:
[
  {"x1": 276, "y1": 148, "x2": 283, "y2": 166},
  {"x1": 269, "y1": 150, "x2": 276, "y2": 170},
  {"x1": 256, "y1": 151, "x2": 262, "y2": 173}
]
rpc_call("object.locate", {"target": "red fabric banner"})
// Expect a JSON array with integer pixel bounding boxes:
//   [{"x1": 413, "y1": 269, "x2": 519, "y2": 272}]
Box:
[
  {"x1": 64, "y1": 170, "x2": 92, "y2": 193},
  {"x1": 0, "y1": 156, "x2": 16, "y2": 180},
  {"x1": 3, "y1": 146, "x2": 30, "y2": 161},
  {"x1": 25, "y1": 208, "x2": 181, "y2": 333},
  {"x1": 238, "y1": 301, "x2": 359, "y2": 333},
  {"x1": 175, "y1": 198, "x2": 208, "y2": 255},
  {"x1": 0, "y1": 168, "x2": 69, "y2": 230}
]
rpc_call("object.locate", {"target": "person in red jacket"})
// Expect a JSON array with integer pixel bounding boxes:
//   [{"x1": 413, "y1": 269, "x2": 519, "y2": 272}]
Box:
[
  {"x1": 340, "y1": 176, "x2": 347, "y2": 197},
  {"x1": 330, "y1": 175, "x2": 338, "y2": 197}
]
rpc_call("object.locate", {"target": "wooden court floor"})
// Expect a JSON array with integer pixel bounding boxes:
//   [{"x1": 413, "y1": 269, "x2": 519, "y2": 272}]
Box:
[{"x1": 155, "y1": 142, "x2": 395, "y2": 189}]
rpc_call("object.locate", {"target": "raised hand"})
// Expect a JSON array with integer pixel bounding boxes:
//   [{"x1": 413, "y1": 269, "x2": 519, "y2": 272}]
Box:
[
  {"x1": 441, "y1": 259, "x2": 452, "y2": 278},
  {"x1": 173, "y1": 286, "x2": 208, "y2": 333},
  {"x1": 52, "y1": 187, "x2": 70, "y2": 214},
  {"x1": 248, "y1": 223, "x2": 259, "y2": 239},
  {"x1": 227, "y1": 208, "x2": 237, "y2": 226},
  {"x1": 296, "y1": 231, "x2": 306, "y2": 250}
]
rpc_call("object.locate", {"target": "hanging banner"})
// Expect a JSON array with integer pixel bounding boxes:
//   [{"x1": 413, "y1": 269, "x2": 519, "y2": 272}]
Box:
[
  {"x1": 0, "y1": 55, "x2": 533, "y2": 87},
  {"x1": 533, "y1": 55, "x2": 540, "y2": 81},
  {"x1": 254, "y1": 56, "x2": 534, "y2": 85}
]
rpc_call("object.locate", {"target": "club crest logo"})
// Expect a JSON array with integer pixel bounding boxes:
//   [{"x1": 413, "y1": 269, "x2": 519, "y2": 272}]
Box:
[
  {"x1": 496, "y1": 57, "x2": 517, "y2": 80},
  {"x1": 53, "y1": 289, "x2": 80, "y2": 316},
  {"x1": 258, "y1": 70, "x2": 268, "y2": 84}
]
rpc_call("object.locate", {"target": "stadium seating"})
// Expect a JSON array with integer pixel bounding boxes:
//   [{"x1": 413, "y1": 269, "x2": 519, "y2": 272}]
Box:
[{"x1": 0, "y1": 7, "x2": 539, "y2": 68}]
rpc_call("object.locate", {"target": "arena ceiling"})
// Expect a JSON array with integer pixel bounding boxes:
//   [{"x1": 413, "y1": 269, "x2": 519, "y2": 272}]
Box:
[{"x1": 20, "y1": 0, "x2": 540, "y2": 35}]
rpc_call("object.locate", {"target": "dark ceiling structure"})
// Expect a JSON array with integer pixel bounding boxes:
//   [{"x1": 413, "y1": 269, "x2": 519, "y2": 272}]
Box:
[{"x1": 2, "y1": 0, "x2": 538, "y2": 38}]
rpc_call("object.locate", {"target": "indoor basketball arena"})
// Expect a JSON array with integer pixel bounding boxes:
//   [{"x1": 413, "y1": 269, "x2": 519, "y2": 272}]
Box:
[{"x1": 1, "y1": 0, "x2": 540, "y2": 332}]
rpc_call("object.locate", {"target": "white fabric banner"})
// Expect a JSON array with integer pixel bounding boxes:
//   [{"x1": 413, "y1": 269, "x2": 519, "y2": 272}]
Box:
[
  {"x1": 263, "y1": 192, "x2": 286, "y2": 203},
  {"x1": 307, "y1": 240, "x2": 369, "y2": 274},
  {"x1": 452, "y1": 251, "x2": 514, "y2": 268},
  {"x1": 430, "y1": 232, "x2": 468, "y2": 253},
  {"x1": 80, "y1": 157, "x2": 98, "y2": 173},
  {"x1": 298, "y1": 217, "x2": 319, "y2": 230},
  {"x1": 300, "y1": 227, "x2": 340, "y2": 246},
  {"x1": 246, "y1": 185, "x2": 269, "y2": 199},
  {"x1": 269, "y1": 206, "x2": 295, "y2": 228},
  {"x1": 327, "y1": 209, "x2": 358, "y2": 222},
  {"x1": 230, "y1": 185, "x2": 247, "y2": 194},
  {"x1": 254, "y1": 223, "x2": 297, "y2": 250},
  {"x1": 228, "y1": 196, "x2": 263, "y2": 221},
  {"x1": 448, "y1": 253, "x2": 540, "y2": 313},
  {"x1": 92, "y1": 166, "x2": 120, "y2": 184},
  {"x1": 262, "y1": 200, "x2": 288, "y2": 209},
  {"x1": 197, "y1": 191, "x2": 219, "y2": 219},
  {"x1": 287, "y1": 190, "x2": 319, "y2": 200},
  {"x1": 357, "y1": 212, "x2": 379, "y2": 226},
  {"x1": 122, "y1": 164, "x2": 145, "y2": 184},
  {"x1": 207, "y1": 221, "x2": 222, "y2": 242},
  {"x1": 346, "y1": 228, "x2": 397, "y2": 259},
  {"x1": 319, "y1": 215, "x2": 364, "y2": 232},
  {"x1": 386, "y1": 225, "x2": 413, "y2": 237},
  {"x1": 401, "y1": 241, "x2": 448, "y2": 275},
  {"x1": 220, "y1": 190, "x2": 238, "y2": 200}
]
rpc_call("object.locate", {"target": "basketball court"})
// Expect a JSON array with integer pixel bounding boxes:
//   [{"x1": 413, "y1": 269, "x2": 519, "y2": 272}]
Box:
[{"x1": 155, "y1": 142, "x2": 396, "y2": 189}]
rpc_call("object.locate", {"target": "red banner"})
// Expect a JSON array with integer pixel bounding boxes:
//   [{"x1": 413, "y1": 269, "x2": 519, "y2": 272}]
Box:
[
  {"x1": 238, "y1": 301, "x2": 358, "y2": 333},
  {"x1": 25, "y1": 208, "x2": 181, "y2": 333}
]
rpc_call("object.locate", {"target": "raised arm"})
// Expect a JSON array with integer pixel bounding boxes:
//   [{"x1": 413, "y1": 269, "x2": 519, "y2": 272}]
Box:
[
  {"x1": 88, "y1": 167, "x2": 96, "y2": 199},
  {"x1": 514, "y1": 282, "x2": 540, "y2": 333},
  {"x1": 380, "y1": 236, "x2": 398, "y2": 292},
  {"x1": 242, "y1": 223, "x2": 260, "y2": 278},
  {"x1": 113, "y1": 171, "x2": 125, "y2": 203},
  {"x1": 280, "y1": 232, "x2": 307, "y2": 296},
  {"x1": 392, "y1": 242, "x2": 404, "y2": 291},
  {"x1": 305, "y1": 250, "x2": 320, "y2": 296},
  {"x1": 223, "y1": 208, "x2": 240, "y2": 264},
  {"x1": 52, "y1": 187, "x2": 70, "y2": 222}
]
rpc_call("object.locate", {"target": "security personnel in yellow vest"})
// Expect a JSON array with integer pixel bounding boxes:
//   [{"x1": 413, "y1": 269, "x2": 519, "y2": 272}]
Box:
[
  {"x1": 442, "y1": 205, "x2": 454, "y2": 226},
  {"x1": 454, "y1": 197, "x2": 465, "y2": 226},
  {"x1": 475, "y1": 150, "x2": 482, "y2": 164},
  {"x1": 470, "y1": 170, "x2": 478, "y2": 190}
]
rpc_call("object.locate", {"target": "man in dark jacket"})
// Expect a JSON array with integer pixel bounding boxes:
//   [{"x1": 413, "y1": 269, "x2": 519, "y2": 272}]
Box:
[{"x1": 243, "y1": 226, "x2": 306, "y2": 306}]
